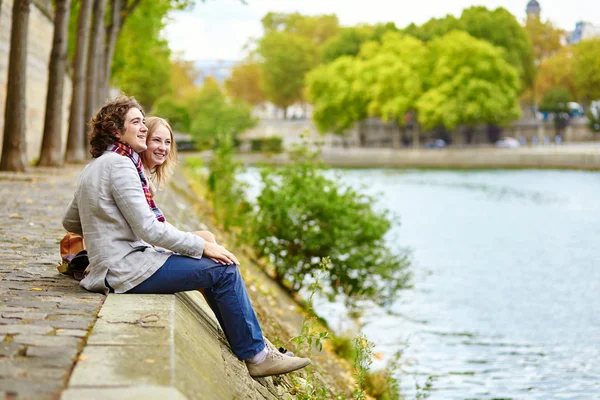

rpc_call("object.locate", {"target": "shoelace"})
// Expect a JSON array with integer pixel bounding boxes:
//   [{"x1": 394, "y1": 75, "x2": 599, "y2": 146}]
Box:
[{"x1": 279, "y1": 347, "x2": 295, "y2": 357}]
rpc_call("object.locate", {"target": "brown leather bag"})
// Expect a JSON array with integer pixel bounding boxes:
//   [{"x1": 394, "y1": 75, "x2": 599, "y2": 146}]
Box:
[
  {"x1": 57, "y1": 233, "x2": 88, "y2": 280},
  {"x1": 60, "y1": 232, "x2": 85, "y2": 260}
]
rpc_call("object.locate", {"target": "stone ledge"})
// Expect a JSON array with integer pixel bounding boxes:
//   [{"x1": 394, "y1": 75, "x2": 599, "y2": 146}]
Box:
[{"x1": 61, "y1": 292, "x2": 233, "y2": 400}]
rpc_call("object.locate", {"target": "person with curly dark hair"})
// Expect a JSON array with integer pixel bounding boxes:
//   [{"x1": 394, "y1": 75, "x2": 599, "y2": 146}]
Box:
[{"x1": 62, "y1": 95, "x2": 310, "y2": 378}]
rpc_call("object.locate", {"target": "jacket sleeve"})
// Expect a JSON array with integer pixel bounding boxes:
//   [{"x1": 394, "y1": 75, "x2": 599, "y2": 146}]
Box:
[
  {"x1": 109, "y1": 157, "x2": 205, "y2": 257},
  {"x1": 62, "y1": 197, "x2": 83, "y2": 236}
]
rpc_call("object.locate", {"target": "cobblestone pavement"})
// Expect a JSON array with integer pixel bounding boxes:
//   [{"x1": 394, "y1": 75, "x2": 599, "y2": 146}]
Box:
[{"x1": 0, "y1": 166, "x2": 104, "y2": 400}]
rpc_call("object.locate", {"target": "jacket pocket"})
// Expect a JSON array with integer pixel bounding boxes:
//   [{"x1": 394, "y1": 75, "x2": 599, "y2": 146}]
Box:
[{"x1": 128, "y1": 240, "x2": 151, "y2": 251}]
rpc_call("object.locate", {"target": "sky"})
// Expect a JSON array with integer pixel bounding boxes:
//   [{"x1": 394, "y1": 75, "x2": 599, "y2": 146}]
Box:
[{"x1": 164, "y1": 0, "x2": 599, "y2": 61}]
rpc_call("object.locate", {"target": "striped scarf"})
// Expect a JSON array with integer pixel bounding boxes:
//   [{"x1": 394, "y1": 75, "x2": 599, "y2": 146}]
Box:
[{"x1": 107, "y1": 141, "x2": 166, "y2": 223}]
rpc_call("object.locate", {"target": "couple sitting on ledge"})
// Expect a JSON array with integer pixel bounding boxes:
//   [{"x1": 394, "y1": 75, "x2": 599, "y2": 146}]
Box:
[{"x1": 62, "y1": 95, "x2": 310, "y2": 378}]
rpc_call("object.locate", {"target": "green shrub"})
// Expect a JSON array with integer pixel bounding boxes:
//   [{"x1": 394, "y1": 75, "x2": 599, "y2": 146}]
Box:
[
  {"x1": 250, "y1": 137, "x2": 283, "y2": 153},
  {"x1": 250, "y1": 145, "x2": 411, "y2": 308},
  {"x1": 364, "y1": 370, "x2": 401, "y2": 400},
  {"x1": 207, "y1": 134, "x2": 250, "y2": 231},
  {"x1": 330, "y1": 334, "x2": 357, "y2": 362}
]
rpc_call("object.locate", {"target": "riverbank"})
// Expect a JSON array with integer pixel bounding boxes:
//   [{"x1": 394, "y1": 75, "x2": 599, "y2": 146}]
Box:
[
  {"x1": 197, "y1": 145, "x2": 600, "y2": 170},
  {"x1": 0, "y1": 166, "x2": 356, "y2": 399}
]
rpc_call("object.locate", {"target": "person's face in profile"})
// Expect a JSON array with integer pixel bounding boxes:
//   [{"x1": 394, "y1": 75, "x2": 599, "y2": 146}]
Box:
[{"x1": 119, "y1": 107, "x2": 148, "y2": 153}]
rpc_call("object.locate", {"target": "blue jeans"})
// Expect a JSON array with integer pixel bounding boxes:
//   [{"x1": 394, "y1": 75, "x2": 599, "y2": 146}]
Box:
[{"x1": 126, "y1": 254, "x2": 265, "y2": 360}]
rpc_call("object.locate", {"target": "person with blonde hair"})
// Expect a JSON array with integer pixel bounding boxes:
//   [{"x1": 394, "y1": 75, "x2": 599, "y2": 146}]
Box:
[
  {"x1": 141, "y1": 116, "x2": 217, "y2": 245},
  {"x1": 141, "y1": 116, "x2": 179, "y2": 193}
]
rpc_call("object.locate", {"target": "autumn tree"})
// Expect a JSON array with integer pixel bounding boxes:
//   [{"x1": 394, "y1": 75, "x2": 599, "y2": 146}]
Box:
[
  {"x1": 1, "y1": 0, "x2": 32, "y2": 172},
  {"x1": 524, "y1": 17, "x2": 564, "y2": 64},
  {"x1": 169, "y1": 60, "x2": 198, "y2": 97},
  {"x1": 38, "y1": 0, "x2": 72, "y2": 167},
  {"x1": 573, "y1": 39, "x2": 600, "y2": 103},
  {"x1": 416, "y1": 31, "x2": 521, "y2": 142},
  {"x1": 225, "y1": 62, "x2": 265, "y2": 105},
  {"x1": 534, "y1": 48, "x2": 576, "y2": 102},
  {"x1": 150, "y1": 60, "x2": 199, "y2": 132}
]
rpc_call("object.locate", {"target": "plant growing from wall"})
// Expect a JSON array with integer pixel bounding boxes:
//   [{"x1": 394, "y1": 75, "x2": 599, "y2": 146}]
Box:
[{"x1": 250, "y1": 143, "x2": 411, "y2": 308}]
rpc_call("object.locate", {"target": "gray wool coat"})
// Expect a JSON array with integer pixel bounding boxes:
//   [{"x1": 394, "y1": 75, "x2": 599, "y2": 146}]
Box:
[{"x1": 62, "y1": 151, "x2": 205, "y2": 294}]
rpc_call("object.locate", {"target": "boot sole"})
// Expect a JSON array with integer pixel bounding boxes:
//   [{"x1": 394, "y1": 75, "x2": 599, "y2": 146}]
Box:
[{"x1": 250, "y1": 360, "x2": 311, "y2": 378}]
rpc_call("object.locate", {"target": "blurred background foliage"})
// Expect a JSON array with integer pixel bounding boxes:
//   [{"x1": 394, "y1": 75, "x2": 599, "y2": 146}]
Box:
[{"x1": 62, "y1": 2, "x2": 600, "y2": 147}]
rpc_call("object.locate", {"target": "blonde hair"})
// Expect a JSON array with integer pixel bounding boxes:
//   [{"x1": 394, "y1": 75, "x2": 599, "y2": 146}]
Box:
[{"x1": 142, "y1": 117, "x2": 178, "y2": 190}]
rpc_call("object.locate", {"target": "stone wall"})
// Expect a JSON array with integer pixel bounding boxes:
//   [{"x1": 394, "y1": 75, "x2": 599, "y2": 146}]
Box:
[
  {"x1": 241, "y1": 117, "x2": 597, "y2": 150},
  {"x1": 225, "y1": 146, "x2": 600, "y2": 170},
  {"x1": 0, "y1": 0, "x2": 72, "y2": 163}
]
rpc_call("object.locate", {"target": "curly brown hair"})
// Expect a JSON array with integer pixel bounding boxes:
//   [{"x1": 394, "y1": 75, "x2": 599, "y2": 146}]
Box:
[{"x1": 89, "y1": 95, "x2": 144, "y2": 158}]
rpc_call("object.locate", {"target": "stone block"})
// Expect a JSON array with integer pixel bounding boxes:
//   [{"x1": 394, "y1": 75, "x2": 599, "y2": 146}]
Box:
[
  {"x1": 0, "y1": 312, "x2": 48, "y2": 320},
  {"x1": 13, "y1": 334, "x2": 80, "y2": 347},
  {"x1": 26, "y1": 345, "x2": 78, "y2": 360},
  {"x1": 0, "y1": 342, "x2": 23, "y2": 357},
  {"x1": 0, "y1": 324, "x2": 53, "y2": 335},
  {"x1": 87, "y1": 295, "x2": 172, "y2": 346},
  {"x1": 61, "y1": 386, "x2": 188, "y2": 400},
  {"x1": 66, "y1": 293, "x2": 232, "y2": 400},
  {"x1": 34, "y1": 320, "x2": 92, "y2": 330},
  {"x1": 55, "y1": 329, "x2": 88, "y2": 338}
]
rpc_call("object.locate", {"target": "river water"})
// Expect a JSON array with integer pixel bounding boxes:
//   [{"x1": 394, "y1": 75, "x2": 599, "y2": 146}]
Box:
[{"x1": 242, "y1": 168, "x2": 600, "y2": 399}]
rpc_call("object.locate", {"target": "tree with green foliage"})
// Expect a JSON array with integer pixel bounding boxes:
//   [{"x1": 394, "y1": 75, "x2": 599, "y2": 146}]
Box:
[
  {"x1": 358, "y1": 33, "x2": 429, "y2": 124},
  {"x1": 402, "y1": 14, "x2": 460, "y2": 42},
  {"x1": 416, "y1": 31, "x2": 521, "y2": 142},
  {"x1": 261, "y1": 11, "x2": 340, "y2": 47},
  {"x1": 356, "y1": 33, "x2": 429, "y2": 147},
  {"x1": 151, "y1": 95, "x2": 191, "y2": 133},
  {"x1": 250, "y1": 145, "x2": 411, "y2": 308},
  {"x1": 186, "y1": 78, "x2": 257, "y2": 148},
  {"x1": 110, "y1": 0, "x2": 173, "y2": 109},
  {"x1": 539, "y1": 87, "x2": 571, "y2": 136},
  {"x1": 573, "y1": 39, "x2": 600, "y2": 102},
  {"x1": 306, "y1": 56, "x2": 368, "y2": 135},
  {"x1": 258, "y1": 30, "x2": 317, "y2": 118},
  {"x1": 402, "y1": 7, "x2": 534, "y2": 92},
  {"x1": 320, "y1": 26, "x2": 373, "y2": 64},
  {"x1": 539, "y1": 87, "x2": 571, "y2": 113},
  {"x1": 320, "y1": 23, "x2": 398, "y2": 64},
  {"x1": 459, "y1": 6, "x2": 535, "y2": 91}
]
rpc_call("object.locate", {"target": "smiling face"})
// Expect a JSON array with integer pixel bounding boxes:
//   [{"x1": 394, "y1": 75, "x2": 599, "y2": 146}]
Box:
[
  {"x1": 143, "y1": 125, "x2": 172, "y2": 170},
  {"x1": 118, "y1": 107, "x2": 147, "y2": 153}
]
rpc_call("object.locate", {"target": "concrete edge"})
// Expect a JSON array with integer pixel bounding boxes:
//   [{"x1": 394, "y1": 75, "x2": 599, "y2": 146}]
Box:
[{"x1": 61, "y1": 292, "x2": 232, "y2": 400}]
